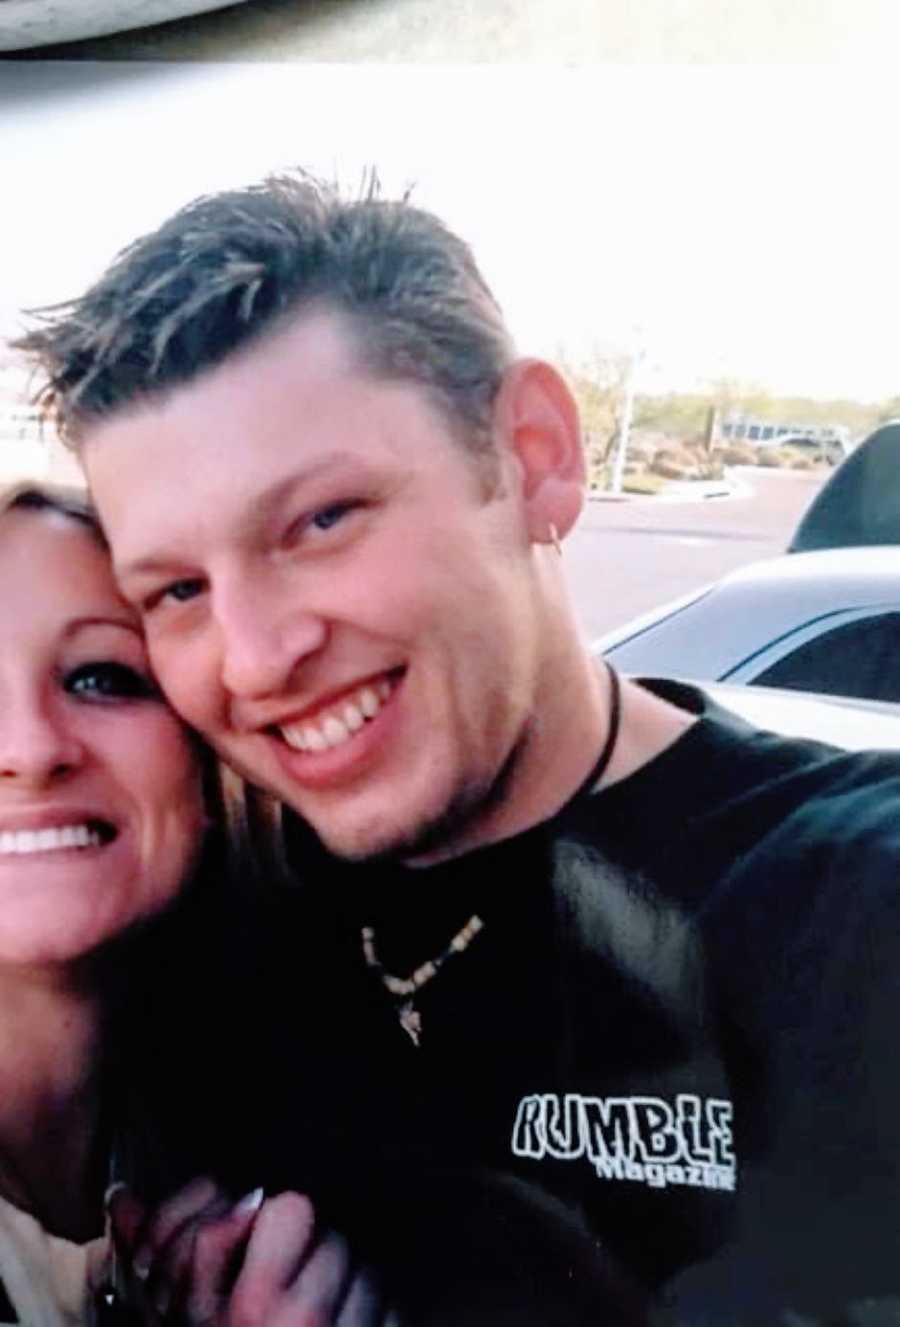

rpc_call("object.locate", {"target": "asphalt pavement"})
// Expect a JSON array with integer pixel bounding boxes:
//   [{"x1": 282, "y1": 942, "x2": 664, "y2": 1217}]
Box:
[{"x1": 566, "y1": 468, "x2": 827, "y2": 641}]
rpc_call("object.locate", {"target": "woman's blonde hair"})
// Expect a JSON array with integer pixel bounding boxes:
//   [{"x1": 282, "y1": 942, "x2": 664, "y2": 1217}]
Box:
[{"x1": 0, "y1": 479, "x2": 289, "y2": 892}]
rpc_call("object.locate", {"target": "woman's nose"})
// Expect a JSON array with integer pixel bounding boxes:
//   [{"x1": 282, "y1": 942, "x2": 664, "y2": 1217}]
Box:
[{"x1": 0, "y1": 697, "x2": 86, "y2": 788}]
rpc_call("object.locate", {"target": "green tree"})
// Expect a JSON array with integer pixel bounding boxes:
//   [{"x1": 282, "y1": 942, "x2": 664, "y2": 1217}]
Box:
[{"x1": 559, "y1": 349, "x2": 631, "y2": 487}]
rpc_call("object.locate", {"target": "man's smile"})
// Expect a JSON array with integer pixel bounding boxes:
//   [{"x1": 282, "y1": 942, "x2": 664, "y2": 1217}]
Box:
[
  {"x1": 276, "y1": 669, "x2": 403, "y2": 753},
  {"x1": 260, "y1": 668, "x2": 407, "y2": 791}
]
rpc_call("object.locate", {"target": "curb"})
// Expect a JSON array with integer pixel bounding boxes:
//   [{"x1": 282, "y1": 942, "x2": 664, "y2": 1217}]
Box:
[{"x1": 588, "y1": 472, "x2": 753, "y2": 506}]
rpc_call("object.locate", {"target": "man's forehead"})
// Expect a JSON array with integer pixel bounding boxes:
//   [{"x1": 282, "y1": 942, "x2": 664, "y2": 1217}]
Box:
[
  {"x1": 91, "y1": 445, "x2": 381, "y2": 573},
  {"x1": 81, "y1": 300, "x2": 493, "y2": 567},
  {"x1": 81, "y1": 308, "x2": 369, "y2": 487}
]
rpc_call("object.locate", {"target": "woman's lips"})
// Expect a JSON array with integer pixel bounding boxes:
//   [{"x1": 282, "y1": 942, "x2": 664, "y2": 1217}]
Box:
[{"x1": 0, "y1": 819, "x2": 117, "y2": 858}]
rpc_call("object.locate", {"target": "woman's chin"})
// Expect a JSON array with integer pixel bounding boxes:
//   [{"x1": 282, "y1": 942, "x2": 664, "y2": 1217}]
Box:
[{"x1": 0, "y1": 872, "x2": 181, "y2": 974}]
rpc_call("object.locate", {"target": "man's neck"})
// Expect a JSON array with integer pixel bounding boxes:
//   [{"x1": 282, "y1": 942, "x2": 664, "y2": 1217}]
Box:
[{"x1": 407, "y1": 650, "x2": 697, "y2": 868}]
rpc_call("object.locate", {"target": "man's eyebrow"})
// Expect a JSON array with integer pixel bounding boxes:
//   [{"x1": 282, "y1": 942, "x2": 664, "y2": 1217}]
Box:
[
  {"x1": 114, "y1": 551, "x2": 191, "y2": 584},
  {"x1": 116, "y1": 453, "x2": 372, "y2": 582},
  {"x1": 249, "y1": 455, "x2": 369, "y2": 525}
]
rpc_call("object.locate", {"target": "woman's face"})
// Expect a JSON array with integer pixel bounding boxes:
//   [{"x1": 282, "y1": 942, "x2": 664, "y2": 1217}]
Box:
[{"x1": 0, "y1": 506, "x2": 205, "y2": 971}]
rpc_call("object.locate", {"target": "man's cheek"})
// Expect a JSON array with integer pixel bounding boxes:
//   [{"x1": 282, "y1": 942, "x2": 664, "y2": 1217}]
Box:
[{"x1": 152, "y1": 648, "x2": 208, "y2": 725}]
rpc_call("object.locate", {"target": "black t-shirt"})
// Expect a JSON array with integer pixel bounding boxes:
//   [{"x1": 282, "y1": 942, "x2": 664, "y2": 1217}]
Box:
[{"x1": 187, "y1": 680, "x2": 900, "y2": 1324}]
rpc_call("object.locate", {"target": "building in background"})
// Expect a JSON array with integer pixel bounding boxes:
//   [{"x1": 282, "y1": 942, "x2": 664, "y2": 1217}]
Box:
[
  {"x1": 720, "y1": 413, "x2": 851, "y2": 449},
  {"x1": 719, "y1": 413, "x2": 851, "y2": 464},
  {"x1": 0, "y1": 358, "x2": 79, "y2": 482}
]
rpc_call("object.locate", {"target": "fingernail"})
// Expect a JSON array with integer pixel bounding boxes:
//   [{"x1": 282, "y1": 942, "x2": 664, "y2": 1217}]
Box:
[
  {"x1": 104, "y1": 1181, "x2": 128, "y2": 1210},
  {"x1": 234, "y1": 1187, "x2": 264, "y2": 1216}
]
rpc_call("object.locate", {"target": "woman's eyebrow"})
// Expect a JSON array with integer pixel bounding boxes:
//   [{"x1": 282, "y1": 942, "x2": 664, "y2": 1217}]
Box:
[{"x1": 62, "y1": 615, "x2": 144, "y2": 642}]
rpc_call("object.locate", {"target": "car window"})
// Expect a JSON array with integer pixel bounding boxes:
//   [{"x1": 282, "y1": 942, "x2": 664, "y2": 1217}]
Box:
[{"x1": 753, "y1": 611, "x2": 900, "y2": 703}]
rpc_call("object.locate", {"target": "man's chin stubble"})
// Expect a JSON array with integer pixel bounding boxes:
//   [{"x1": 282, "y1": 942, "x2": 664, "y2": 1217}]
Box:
[{"x1": 319, "y1": 745, "x2": 523, "y2": 867}]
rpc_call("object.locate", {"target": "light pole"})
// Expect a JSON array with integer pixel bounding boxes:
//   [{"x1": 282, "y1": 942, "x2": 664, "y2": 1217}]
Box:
[{"x1": 608, "y1": 332, "x2": 644, "y2": 496}]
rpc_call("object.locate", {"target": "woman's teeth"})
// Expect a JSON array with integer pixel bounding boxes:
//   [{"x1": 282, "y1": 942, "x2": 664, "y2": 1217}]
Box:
[
  {"x1": 281, "y1": 678, "x2": 394, "y2": 753},
  {"x1": 0, "y1": 824, "x2": 103, "y2": 856}
]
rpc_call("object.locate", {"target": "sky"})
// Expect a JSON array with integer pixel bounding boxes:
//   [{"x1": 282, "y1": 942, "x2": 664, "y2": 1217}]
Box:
[{"x1": 2, "y1": 61, "x2": 899, "y2": 402}]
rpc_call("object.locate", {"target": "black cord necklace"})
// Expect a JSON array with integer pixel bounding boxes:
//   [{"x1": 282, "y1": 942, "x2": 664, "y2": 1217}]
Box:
[{"x1": 571, "y1": 661, "x2": 622, "y2": 799}]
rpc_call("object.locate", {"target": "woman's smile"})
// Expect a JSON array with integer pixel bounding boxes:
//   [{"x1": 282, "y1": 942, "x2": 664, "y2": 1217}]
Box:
[{"x1": 0, "y1": 502, "x2": 204, "y2": 968}]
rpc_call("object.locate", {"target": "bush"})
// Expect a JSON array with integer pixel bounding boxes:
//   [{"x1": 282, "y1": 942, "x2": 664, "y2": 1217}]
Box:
[
  {"x1": 784, "y1": 453, "x2": 816, "y2": 471},
  {"x1": 623, "y1": 472, "x2": 668, "y2": 495},
  {"x1": 696, "y1": 458, "x2": 726, "y2": 481},
  {"x1": 677, "y1": 434, "x2": 711, "y2": 455},
  {"x1": 719, "y1": 443, "x2": 758, "y2": 466},
  {"x1": 651, "y1": 447, "x2": 699, "y2": 479},
  {"x1": 760, "y1": 445, "x2": 819, "y2": 470},
  {"x1": 625, "y1": 444, "x2": 656, "y2": 467},
  {"x1": 652, "y1": 459, "x2": 695, "y2": 480},
  {"x1": 587, "y1": 461, "x2": 611, "y2": 491}
]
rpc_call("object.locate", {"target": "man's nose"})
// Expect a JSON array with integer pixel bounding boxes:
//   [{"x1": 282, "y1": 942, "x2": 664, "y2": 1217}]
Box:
[
  {"x1": 215, "y1": 581, "x2": 328, "y2": 701},
  {"x1": 0, "y1": 693, "x2": 86, "y2": 788}
]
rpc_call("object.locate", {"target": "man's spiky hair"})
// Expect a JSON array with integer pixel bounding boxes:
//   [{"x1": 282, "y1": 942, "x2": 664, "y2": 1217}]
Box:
[{"x1": 14, "y1": 171, "x2": 515, "y2": 455}]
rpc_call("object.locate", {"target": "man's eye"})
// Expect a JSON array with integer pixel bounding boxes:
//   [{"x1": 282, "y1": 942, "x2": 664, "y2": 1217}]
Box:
[
  {"x1": 142, "y1": 579, "x2": 205, "y2": 613},
  {"x1": 310, "y1": 502, "x2": 360, "y2": 533},
  {"x1": 65, "y1": 662, "x2": 159, "y2": 701},
  {"x1": 164, "y1": 579, "x2": 204, "y2": 603}
]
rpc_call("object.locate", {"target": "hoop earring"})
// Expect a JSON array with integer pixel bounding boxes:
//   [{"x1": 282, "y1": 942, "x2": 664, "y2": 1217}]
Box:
[{"x1": 548, "y1": 523, "x2": 563, "y2": 556}]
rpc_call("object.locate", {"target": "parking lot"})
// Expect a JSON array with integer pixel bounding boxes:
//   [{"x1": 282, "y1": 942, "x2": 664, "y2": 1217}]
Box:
[{"x1": 567, "y1": 468, "x2": 827, "y2": 639}]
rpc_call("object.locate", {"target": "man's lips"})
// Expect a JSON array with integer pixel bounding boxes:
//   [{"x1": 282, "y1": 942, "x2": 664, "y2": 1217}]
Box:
[
  {"x1": 271, "y1": 668, "x2": 404, "y2": 755},
  {"x1": 263, "y1": 668, "x2": 406, "y2": 791}
]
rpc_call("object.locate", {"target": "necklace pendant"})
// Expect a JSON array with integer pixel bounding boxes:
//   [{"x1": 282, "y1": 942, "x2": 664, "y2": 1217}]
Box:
[
  {"x1": 398, "y1": 1001, "x2": 422, "y2": 1047},
  {"x1": 91, "y1": 1287, "x2": 143, "y2": 1325},
  {"x1": 362, "y1": 913, "x2": 484, "y2": 1051}
]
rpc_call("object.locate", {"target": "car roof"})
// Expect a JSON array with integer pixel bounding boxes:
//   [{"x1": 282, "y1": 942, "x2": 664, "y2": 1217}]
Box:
[
  {"x1": 595, "y1": 547, "x2": 900, "y2": 679},
  {"x1": 718, "y1": 544, "x2": 900, "y2": 590}
]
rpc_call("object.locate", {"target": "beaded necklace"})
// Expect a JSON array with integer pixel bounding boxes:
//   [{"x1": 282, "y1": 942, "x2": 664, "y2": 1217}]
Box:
[
  {"x1": 362, "y1": 914, "x2": 484, "y2": 1046},
  {"x1": 362, "y1": 665, "x2": 622, "y2": 1048}
]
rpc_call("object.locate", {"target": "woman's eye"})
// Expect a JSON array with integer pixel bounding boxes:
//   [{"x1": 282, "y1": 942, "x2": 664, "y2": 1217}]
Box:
[{"x1": 66, "y1": 662, "x2": 159, "y2": 701}]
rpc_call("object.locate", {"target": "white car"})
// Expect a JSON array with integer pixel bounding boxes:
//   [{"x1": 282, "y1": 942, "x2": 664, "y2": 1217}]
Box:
[
  {"x1": 596, "y1": 546, "x2": 900, "y2": 703},
  {"x1": 698, "y1": 680, "x2": 900, "y2": 752},
  {"x1": 767, "y1": 433, "x2": 847, "y2": 465},
  {"x1": 595, "y1": 422, "x2": 900, "y2": 705}
]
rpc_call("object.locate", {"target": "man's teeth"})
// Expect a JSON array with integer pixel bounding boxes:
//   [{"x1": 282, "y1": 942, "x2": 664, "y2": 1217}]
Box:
[
  {"x1": 281, "y1": 678, "x2": 394, "y2": 753},
  {"x1": 0, "y1": 824, "x2": 103, "y2": 856}
]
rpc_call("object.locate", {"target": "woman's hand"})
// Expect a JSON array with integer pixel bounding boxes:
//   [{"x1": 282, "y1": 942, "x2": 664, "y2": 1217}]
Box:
[{"x1": 106, "y1": 1178, "x2": 396, "y2": 1325}]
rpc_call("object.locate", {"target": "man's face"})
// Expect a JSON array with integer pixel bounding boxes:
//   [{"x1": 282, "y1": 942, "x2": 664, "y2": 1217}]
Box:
[{"x1": 82, "y1": 311, "x2": 546, "y2": 862}]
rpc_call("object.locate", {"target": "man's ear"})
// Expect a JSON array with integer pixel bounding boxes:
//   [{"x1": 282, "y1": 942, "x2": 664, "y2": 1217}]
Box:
[{"x1": 492, "y1": 359, "x2": 586, "y2": 544}]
